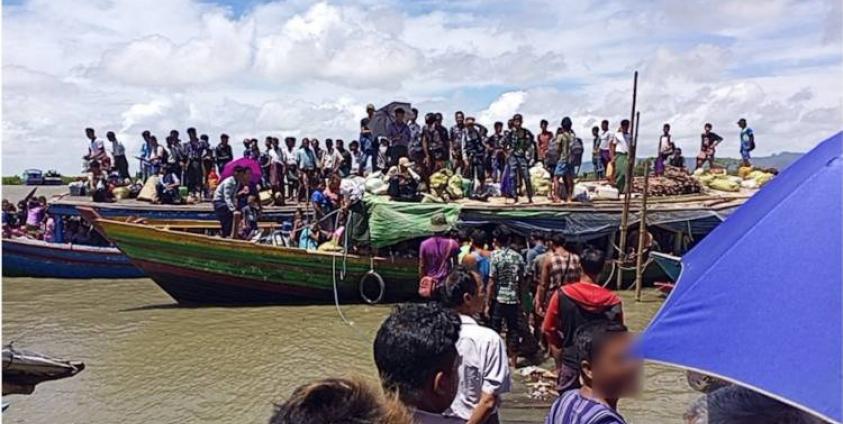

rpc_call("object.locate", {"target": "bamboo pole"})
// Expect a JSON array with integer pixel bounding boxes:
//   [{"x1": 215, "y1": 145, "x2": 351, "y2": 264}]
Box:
[
  {"x1": 635, "y1": 160, "x2": 651, "y2": 301},
  {"x1": 616, "y1": 71, "x2": 638, "y2": 289}
]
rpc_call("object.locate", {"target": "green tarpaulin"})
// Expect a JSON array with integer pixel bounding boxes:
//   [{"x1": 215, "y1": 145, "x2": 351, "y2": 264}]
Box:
[{"x1": 365, "y1": 195, "x2": 462, "y2": 248}]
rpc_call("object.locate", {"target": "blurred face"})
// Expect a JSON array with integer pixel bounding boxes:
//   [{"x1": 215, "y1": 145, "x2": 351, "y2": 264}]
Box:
[
  {"x1": 326, "y1": 140, "x2": 333, "y2": 149},
  {"x1": 541, "y1": 121, "x2": 548, "y2": 130},
  {"x1": 513, "y1": 118, "x2": 522, "y2": 129},
  {"x1": 86, "y1": 129, "x2": 95, "y2": 140},
  {"x1": 395, "y1": 111, "x2": 405, "y2": 123},
  {"x1": 494, "y1": 124, "x2": 503, "y2": 133},
  {"x1": 663, "y1": 125, "x2": 670, "y2": 134},
  {"x1": 584, "y1": 333, "x2": 641, "y2": 399},
  {"x1": 455, "y1": 113, "x2": 464, "y2": 125},
  {"x1": 601, "y1": 121, "x2": 609, "y2": 131}
]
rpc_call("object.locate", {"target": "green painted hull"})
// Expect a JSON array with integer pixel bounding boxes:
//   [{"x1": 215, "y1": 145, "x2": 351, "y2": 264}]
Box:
[{"x1": 99, "y1": 220, "x2": 419, "y2": 305}]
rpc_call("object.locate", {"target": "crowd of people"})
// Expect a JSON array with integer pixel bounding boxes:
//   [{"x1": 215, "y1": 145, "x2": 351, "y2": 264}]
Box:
[
  {"x1": 79, "y1": 105, "x2": 758, "y2": 210},
  {"x1": 269, "y1": 228, "x2": 812, "y2": 423}
]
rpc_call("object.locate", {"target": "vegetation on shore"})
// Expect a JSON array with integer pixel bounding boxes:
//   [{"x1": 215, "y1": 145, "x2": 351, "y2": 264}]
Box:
[{"x1": 2, "y1": 176, "x2": 80, "y2": 185}]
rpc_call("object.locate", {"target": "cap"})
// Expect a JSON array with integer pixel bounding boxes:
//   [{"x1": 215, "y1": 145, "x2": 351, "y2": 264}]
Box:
[
  {"x1": 366, "y1": 103, "x2": 375, "y2": 111},
  {"x1": 398, "y1": 157, "x2": 413, "y2": 168},
  {"x1": 430, "y1": 212, "x2": 449, "y2": 233}
]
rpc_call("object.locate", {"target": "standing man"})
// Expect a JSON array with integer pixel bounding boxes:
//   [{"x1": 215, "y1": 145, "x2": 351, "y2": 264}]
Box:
[
  {"x1": 140, "y1": 130, "x2": 154, "y2": 180},
  {"x1": 106, "y1": 131, "x2": 130, "y2": 180},
  {"x1": 212, "y1": 165, "x2": 250, "y2": 238},
  {"x1": 536, "y1": 119, "x2": 553, "y2": 164},
  {"x1": 336, "y1": 139, "x2": 352, "y2": 177},
  {"x1": 421, "y1": 113, "x2": 448, "y2": 178},
  {"x1": 487, "y1": 229, "x2": 539, "y2": 367},
  {"x1": 408, "y1": 108, "x2": 422, "y2": 163},
  {"x1": 611, "y1": 120, "x2": 631, "y2": 194},
  {"x1": 598, "y1": 120, "x2": 613, "y2": 181},
  {"x1": 535, "y1": 232, "x2": 582, "y2": 318},
  {"x1": 503, "y1": 114, "x2": 535, "y2": 203},
  {"x1": 419, "y1": 213, "x2": 460, "y2": 296},
  {"x1": 655, "y1": 124, "x2": 674, "y2": 176},
  {"x1": 165, "y1": 130, "x2": 185, "y2": 182},
  {"x1": 296, "y1": 138, "x2": 318, "y2": 203},
  {"x1": 697, "y1": 123, "x2": 723, "y2": 170},
  {"x1": 737, "y1": 118, "x2": 755, "y2": 167},
  {"x1": 440, "y1": 268, "x2": 512, "y2": 424},
  {"x1": 462, "y1": 117, "x2": 488, "y2": 197},
  {"x1": 554, "y1": 117, "x2": 576, "y2": 203},
  {"x1": 184, "y1": 127, "x2": 205, "y2": 198},
  {"x1": 282, "y1": 137, "x2": 299, "y2": 202},
  {"x1": 84, "y1": 128, "x2": 108, "y2": 171},
  {"x1": 320, "y1": 138, "x2": 342, "y2": 178},
  {"x1": 386, "y1": 107, "x2": 411, "y2": 167},
  {"x1": 215, "y1": 134, "x2": 233, "y2": 173},
  {"x1": 591, "y1": 126, "x2": 603, "y2": 179},
  {"x1": 486, "y1": 122, "x2": 506, "y2": 183},
  {"x1": 544, "y1": 321, "x2": 639, "y2": 424},
  {"x1": 450, "y1": 111, "x2": 467, "y2": 175},
  {"x1": 542, "y1": 248, "x2": 623, "y2": 394}
]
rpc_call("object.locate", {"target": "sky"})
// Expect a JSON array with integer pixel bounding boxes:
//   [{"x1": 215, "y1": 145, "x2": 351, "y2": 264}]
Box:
[{"x1": 2, "y1": 0, "x2": 841, "y2": 175}]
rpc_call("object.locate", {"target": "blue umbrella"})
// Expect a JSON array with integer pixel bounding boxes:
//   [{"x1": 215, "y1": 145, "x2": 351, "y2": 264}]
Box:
[{"x1": 636, "y1": 132, "x2": 842, "y2": 423}]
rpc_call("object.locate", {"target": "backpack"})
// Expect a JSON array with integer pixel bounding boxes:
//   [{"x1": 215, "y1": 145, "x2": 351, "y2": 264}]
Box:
[
  {"x1": 748, "y1": 138, "x2": 756, "y2": 152},
  {"x1": 569, "y1": 137, "x2": 584, "y2": 166}
]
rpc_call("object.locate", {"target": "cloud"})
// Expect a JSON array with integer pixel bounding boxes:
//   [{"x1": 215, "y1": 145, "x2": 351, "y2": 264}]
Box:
[{"x1": 2, "y1": 0, "x2": 840, "y2": 175}]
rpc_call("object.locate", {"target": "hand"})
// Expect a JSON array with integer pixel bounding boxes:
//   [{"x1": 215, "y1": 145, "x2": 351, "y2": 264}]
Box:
[{"x1": 534, "y1": 302, "x2": 545, "y2": 317}]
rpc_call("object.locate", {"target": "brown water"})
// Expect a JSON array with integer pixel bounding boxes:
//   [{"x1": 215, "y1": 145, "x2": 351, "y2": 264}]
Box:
[{"x1": 1, "y1": 185, "x2": 698, "y2": 423}]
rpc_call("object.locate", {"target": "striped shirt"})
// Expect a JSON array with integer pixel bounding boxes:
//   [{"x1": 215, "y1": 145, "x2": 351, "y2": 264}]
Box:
[{"x1": 546, "y1": 390, "x2": 626, "y2": 424}]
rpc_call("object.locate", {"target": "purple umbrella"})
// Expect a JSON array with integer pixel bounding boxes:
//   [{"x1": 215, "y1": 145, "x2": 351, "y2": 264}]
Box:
[{"x1": 221, "y1": 157, "x2": 262, "y2": 185}]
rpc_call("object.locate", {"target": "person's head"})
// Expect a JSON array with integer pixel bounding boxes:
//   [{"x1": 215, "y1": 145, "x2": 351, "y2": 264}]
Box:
[
  {"x1": 493, "y1": 228, "x2": 511, "y2": 247},
  {"x1": 561, "y1": 116, "x2": 573, "y2": 131},
  {"x1": 575, "y1": 321, "x2": 640, "y2": 398},
  {"x1": 89, "y1": 160, "x2": 101, "y2": 171},
  {"x1": 301, "y1": 138, "x2": 310, "y2": 148},
  {"x1": 220, "y1": 134, "x2": 229, "y2": 145},
  {"x1": 454, "y1": 111, "x2": 464, "y2": 125},
  {"x1": 580, "y1": 247, "x2": 606, "y2": 280},
  {"x1": 285, "y1": 137, "x2": 295, "y2": 148},
  {"x1": 662, "y1": 123, "x2": 671, "y2": 134},
  {"x1": 494, "y1": 121, "x2": 503, "y2": 133},
  {"x1": 169, "y1": 129, "x2": 179, "y2": 140},
  {"x1": 311, "y1": 138, "x2": 320, "y2": 149},
  {"x1": 142, "y1": 130, "x2": 151, "y2": 141},
  {"x1": 410, "y1": 108, "x2": 418, "y2": 123},
  {"x1": 328, "y1": 173, "x2": 341, "y2": 190},
  {"x1": 429, "y1": 212, "x2": 449, "y2": 235},
  {"x1": 394, "y1": 107, "x2": 405, "y2": 123},
  {"x1": 737, "y1": 118, "x2": 747, "y2": 128},
  {"x1": 592, "y1": 126, "x2": 600, "y2": 136},
  {"x1": 601, "y1": 119, "x2": 609, "y2": 131},
  {"x1": 512, "y1": 114, "x2": 523, "y2": 129},
  {"x1": 200, "y1": 134, "x2": 209, "y2": 143},
  {"x1": 470, "y1": 229, "x2": 488, "y2": 250},
  {"x1": 435, "y1": 112, "x2": 443, "y2": 125},
  {"x1": 85, "y1": 127, "x2": 95, "y2": 140},
  {"x1": 265, "y1": 137, "x2": 274, "y2": 149},
  {"x1": 620, "y1": 119, "x2": 630, "y2": 132},
  {"x1": 247, "y1": 194, "x2": 259, "y2": 207},
  {"x1": 150, "y1": 135, "x2": 159, "y2": 146},
  {"x1": 397, "y1": 157, "x2": 413, "y2": 171},
  {"x1": 540, "y1": 119, "x2": 548, "y2": 130},
  {"x1": 233, "y1": 165, "x2": 250, "y2": 184},
  {"x1": 349, "y1": 140, "x2": 359, "y2": 152},
  {"x1": 187, "y1": 127, "x2": 197, "y2": 139},
  {"x1": 106, "y1": 131, "x2": 116, "y2": 142},
  {"x1": 379, "y1": 137, "x2": 390, "y2": 149},
  {"x1": 440, "y1": 266, "x2": 485, "y2": 315},
  {"x1": 269, "y1": 377, "x2": 413, "y2": 424},
  {"x1": 271, "y1": 137, "x2": 279, "y2": 147},
  {"x1": 424, "y1": 113, "x2": 436, "y2": 126},
  {"x1": 374, "y1": 303, "x2": 461, "y2": 413},
  {"x1": 325, "y1": 138, "x2": 334, "y2": 149},
  {"x1": 704, "y1": 123, "x2": 713, "y2": 132},
  {"x1": 465, "y1": 116, "x2": 475, "y2": 128},
  {"x1": 366, "y1": 103, "x2": 375, "y2": 116},
  {"x1": 549, "y1": 232, "x2": 566, "y2": 249}
]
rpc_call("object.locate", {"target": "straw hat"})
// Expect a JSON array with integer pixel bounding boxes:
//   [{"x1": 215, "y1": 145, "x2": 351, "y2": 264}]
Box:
[{"x1": 430, "y1": 212, "x2": 449, "y2": 233}]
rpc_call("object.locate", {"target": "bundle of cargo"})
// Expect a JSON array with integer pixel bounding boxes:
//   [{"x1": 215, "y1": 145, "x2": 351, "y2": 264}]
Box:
[{"x1": 632, "y1": 166, "x2": 702, "y2": 196}]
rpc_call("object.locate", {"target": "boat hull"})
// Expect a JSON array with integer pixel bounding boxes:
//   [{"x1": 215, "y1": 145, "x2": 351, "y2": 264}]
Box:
[
  {"x1": 2, "y1": 238, "x2": 144, "y2": 279},
  {"x1": 99, "y1": 220, "x2": 419, "y2": 305}
]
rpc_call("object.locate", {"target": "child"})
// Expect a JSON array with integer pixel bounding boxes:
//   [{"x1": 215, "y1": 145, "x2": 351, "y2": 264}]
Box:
[{"x1": 239, "y1": 195, "x2": 260, "y2": 240}]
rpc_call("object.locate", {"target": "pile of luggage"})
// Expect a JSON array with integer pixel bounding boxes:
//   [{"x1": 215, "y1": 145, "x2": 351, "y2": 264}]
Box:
[{"x1": 632, "y1": 166, "x2": 702, "y2": 196}]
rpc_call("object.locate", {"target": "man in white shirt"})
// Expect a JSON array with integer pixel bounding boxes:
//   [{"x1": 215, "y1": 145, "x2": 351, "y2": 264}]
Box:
[
  {"x1": 321, "y1": 138, "x2": 342, "y2": 178},
  {"x1": 598, "y1": 120, "x2": 613, "y2": 180},
  {"x1": 440, "y1": 267, "x2": 512, "y2": 424},
  {"x1": 106, "y1": 131, "x2": 130, "y2": 180},
  {"x1": 611, "y1": 119, "x2": 632, "y2": 193},
  {"x1": 84, "y1": 127, "x2": 108, "y2": 171}
]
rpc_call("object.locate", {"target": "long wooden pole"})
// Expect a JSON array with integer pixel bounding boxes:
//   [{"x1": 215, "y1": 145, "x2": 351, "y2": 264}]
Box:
[
  {"x1": 635, "y1": 160, "x2": 650, "y2": 301},
  {"x1": 616, "y1": 71, "x2": 638, "y2": 289}
]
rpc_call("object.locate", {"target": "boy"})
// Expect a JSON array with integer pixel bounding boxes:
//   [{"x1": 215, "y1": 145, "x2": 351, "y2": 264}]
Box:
[{"x1": 545, "y1": 321, "x2": 640, "y2": 424}]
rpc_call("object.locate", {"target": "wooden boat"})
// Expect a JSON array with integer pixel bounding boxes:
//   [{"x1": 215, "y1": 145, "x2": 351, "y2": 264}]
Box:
[
  {"x1": 2, "y1": 237, "x2": 145, "y2": 279},
  {"x1": 2, "y1": 345, "x2": 85, "y2": 395},
  {"x1": 92, "y1": 216, "x2": 420, "y2": 305},
  {"x1": 49, "y1": 196, "x2": 296, "y2": 222},
  {"x1": 650, "y1": 251, "x2": 682, "y2": 281}
]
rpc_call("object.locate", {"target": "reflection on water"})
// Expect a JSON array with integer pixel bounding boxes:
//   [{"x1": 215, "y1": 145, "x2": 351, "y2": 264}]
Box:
[{"x1": 2, "y1": 277, "x2": 696, "y2": 423}]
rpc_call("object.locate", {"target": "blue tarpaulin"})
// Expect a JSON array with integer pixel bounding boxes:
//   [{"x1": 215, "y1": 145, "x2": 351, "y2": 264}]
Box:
[{"x1": 635, "y1": 132, "x2": 842, "y2": 423}]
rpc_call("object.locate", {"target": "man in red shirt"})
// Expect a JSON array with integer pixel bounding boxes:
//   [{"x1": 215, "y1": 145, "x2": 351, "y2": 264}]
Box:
[{"x1": 542, "y1": 247, "x2": 623, "y2": 393}]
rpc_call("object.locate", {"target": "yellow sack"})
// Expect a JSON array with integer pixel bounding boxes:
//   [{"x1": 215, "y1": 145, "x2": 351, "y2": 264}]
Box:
[
  {"x1": 708, "y1": 177, "x2": 740, "y2": 192},
  {"x1": 606, "y1": 162, "x2": 615, "y2": 181},
  {"x1": 754, "y1": 172, "x2": 774, "y2": 187},
  {"x1": 738, "y1": 166, "x2": 754, "y2": 179},
  {"x1": 447, "y1": 174, "x2": 464, "y2": 199}
]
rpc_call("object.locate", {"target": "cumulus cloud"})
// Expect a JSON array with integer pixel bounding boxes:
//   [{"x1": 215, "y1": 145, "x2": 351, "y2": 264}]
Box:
[{"x1": 2, "y1": 0, "x2": 840, "y2": 174}]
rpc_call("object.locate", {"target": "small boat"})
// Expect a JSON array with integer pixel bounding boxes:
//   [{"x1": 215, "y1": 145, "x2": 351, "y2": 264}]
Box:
[
  {"x1": 91, "y1": 215, "x2": 419, "y2": 305},
  {"x1": 2, "y1": 237, "x2": 145, "y2": 279},
  {"x1": 21, "y1": 169, "x2": 44, "y2": 186},
  {"x1": 41, "y1": 170, "x2": 64, "y2": 185},
  {"x1": 650, "y1": 251, "x2": 682, "y2": 282},
  {"x1": 2, "y1": 345, "x2": 85, "y2": 395}
]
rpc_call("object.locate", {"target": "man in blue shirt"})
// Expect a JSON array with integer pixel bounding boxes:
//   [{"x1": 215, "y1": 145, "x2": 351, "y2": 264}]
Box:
[
  {"x1": 387, "y1": 107, "x2": 411, "y2": 167},
  {"x1": 296, "y1": 138, "x2": 318, "y2": 201},
  {"x1": 737, "y1": 118, "x2": 755, "y2": 167}
]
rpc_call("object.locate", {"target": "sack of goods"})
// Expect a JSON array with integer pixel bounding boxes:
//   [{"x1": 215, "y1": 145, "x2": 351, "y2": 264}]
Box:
[
  {"x1": 446, "y1": 174, "x2": 464, "y2": 199},
  {"x1": 365, "y1": 171, "x2": 388, "y2": 195},
  {"x1": 530, "y1": 165, "x2": 551, "y2": 196}
]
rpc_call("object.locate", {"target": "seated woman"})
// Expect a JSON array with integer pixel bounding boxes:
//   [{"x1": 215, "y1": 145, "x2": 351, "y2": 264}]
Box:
[{"x1": 156, "y1": 165, "x2": 182, "y2": 205}]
